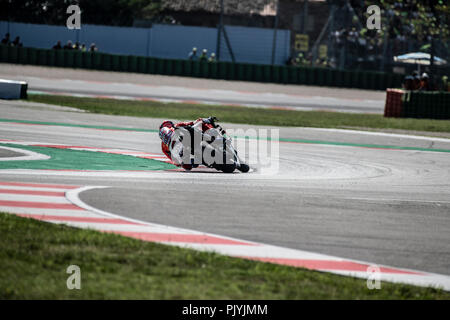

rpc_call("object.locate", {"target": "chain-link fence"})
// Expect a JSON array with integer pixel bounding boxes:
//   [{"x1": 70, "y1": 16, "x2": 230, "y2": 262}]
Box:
[
  {"x1": 2, "y1": 0, "x2": 449, "y2": 83},
  {"x1": 293, "y1": 0, "x2": 449, "y2": 81}
]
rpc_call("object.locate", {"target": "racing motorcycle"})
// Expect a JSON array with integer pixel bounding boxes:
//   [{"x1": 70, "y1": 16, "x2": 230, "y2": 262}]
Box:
[{"x1": 172, "y1": 117, "x2": 250, "y2": 173}]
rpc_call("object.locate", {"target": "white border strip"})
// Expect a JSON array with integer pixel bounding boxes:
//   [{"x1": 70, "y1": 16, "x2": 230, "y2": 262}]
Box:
[
  {"x1": 301, "y1": 127, "x2": 450, "y2": 143},
  {"x1": 0, "y1": 146, "x2": 50, "y2": 161}
]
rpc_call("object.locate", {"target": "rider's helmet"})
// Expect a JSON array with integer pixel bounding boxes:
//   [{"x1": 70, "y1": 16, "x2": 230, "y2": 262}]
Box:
[{"x1": 159, "y1": 120, "x2": 174, "y2": 140}]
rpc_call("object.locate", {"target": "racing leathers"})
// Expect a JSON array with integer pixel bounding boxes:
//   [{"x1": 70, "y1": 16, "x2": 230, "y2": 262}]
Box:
[{"x1": 160, "y1": 118, "x2": 215, "y2": 170}]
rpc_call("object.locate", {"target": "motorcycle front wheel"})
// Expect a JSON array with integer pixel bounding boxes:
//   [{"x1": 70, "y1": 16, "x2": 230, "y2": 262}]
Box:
[
  {"x1": 238, "y1": 163, "x2": 250, "y2": 173},
  {"x1": 213, "y1": 163, "x2": 236, "y2": 173}
]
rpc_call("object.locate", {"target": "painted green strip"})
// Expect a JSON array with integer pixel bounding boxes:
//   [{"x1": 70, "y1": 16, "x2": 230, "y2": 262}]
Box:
[
  {"x1": 0, "y1": 143, "x2": 176, "y2": 171},
  {"x1": 239, "y1": 136, "x2": 450, "y2": 154},
  {"x1": 2, "y1": 118, "x2": 450, "y2": 154}
]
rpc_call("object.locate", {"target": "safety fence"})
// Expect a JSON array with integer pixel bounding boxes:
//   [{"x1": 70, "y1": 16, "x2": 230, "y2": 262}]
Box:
[
  {"x1": 0, "y1": 21, "x2": 291, "y2": 65},
  {"x1": 0, "y1": 45, "x2": 404, "y2": 90},
  {"x1": 384, "y1": 89, "x2": 450, "y2": 119}
]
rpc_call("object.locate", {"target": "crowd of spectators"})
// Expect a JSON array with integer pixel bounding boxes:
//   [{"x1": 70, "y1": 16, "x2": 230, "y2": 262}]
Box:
[
  {"x1": 1, "y1": 33, "x2": 23, "y2": 47},
  {"x1": 287, "y1": 52, "x2": 331, "y2": 68},
  {"x1": 1, "y1": 33, "x2": 101, "y2": 54},
  {"x1": 188, "y1": 47, "x2": 216, "y2": 62},
  {"x1": 402, "y1": 71, "x2": 450, "y2": 92},
  {"x1": 52, "y1": 40, "x2": 98, "y2": 52},
  {"x1": 402, "y1": 71, "x2": 433, "y2": 91},
  {"x1": 328, "y1": 0, "x2": 449, "y2": 69}
]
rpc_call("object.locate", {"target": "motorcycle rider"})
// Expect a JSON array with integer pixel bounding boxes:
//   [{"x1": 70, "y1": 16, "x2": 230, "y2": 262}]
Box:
[{"x1": 159, "y1": 117, "x2": 218, "y2": 170}]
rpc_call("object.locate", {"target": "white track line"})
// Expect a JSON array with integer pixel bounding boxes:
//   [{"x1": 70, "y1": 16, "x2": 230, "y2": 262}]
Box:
[
  {"x1": 44, "y1": 220, "x2": 196, "y2": 234},
  {"x1": 0, "y1": 185, "x2": 73, "y2": 192},
  {"x1": 301, "y1": 127, "x2": 450, "y2": 143},
  {"x1": 1, "y1": 207, "x2": 100, "y2": 217},
  {"x1": 0, "y1": 146, "x2": 50, "y2": 161},
  {"x1": 0, "y1": 194, "x2": 71, "y2": 203}
]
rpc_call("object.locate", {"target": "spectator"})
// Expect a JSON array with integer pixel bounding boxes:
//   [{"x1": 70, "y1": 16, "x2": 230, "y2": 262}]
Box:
[
  {"x1": 199, "y1": 49, "x2": 208, "y2": 62},
  {"x1": 347, "y1": 27, "x2": 358, "y2": 45},
  {"x1": 208, "y1": 52, "x2": 216, "y2": 63},
  {"x1": 188, "y1": 47, "x2": 198, "y2": 60},
  {"x1": 441, "y1": 76, "x2": 449, "y2": 92},
  {"x1": 89, "y1": 43, "x2": 98, "y2": 52},
  {"x1": 11, "y1": 36, "x2": 22, "y2": 47},
  {"x1": 286, "y1": 55, "x2": 297, "y2": 66},
  {"x1": 53, "y1": 40, "x2": 62, "y2": 50},
  {"x1": 295, "y1": 52, "x2": 307, "y2": 66},
  {"x1": 402, "y1": 75, "x2": 414, "y2": 90},
  {"x1": 419, "y1": 73, "x2": 435, "y2": 91},
  {"x1": 419, "y1": 73, "x2": 429, "y2": 91},
  {"x1": 328, "y1": 57, "x2": 337, "y2": 69},
  {"x1": 80, "y1": 44, "x2": 87, "y2": 52},
  {"x1": 1, "y1": 33, "x2": 10, "y2": 45},
  {"x1": 412, "y1": 75, "x2": 421, "y2": 91},
  {"x1": 64, "y1": 40, "x2": 73, "y2": 50}
]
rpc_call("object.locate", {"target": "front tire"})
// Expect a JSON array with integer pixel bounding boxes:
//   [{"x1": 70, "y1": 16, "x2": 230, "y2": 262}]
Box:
[
  {"x1": 238, "y1": 163, "x2": 250, "y2": 173},
  {"x1": 214, "y1": 163, "x2": 236, "y2": 173}
]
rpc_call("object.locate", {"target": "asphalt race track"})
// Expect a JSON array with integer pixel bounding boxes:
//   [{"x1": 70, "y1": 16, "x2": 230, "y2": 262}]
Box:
[
  {"x1": 1, "y1": 64, "x2": 385, "y2": 113},
  {"x1": 1, "y1": 97, "x2": 449, "y2": 281},
  {"x1": 1, "y1": 62, "x2": 450, "y2": 290}
]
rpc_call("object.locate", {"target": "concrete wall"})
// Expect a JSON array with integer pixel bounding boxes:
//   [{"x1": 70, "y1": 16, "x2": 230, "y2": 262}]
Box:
[{"x1": 0, "y1": 21, "x2": 290, "y2": 65}]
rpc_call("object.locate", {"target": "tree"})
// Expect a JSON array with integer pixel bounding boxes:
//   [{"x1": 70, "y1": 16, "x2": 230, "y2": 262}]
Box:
[{"x1": 0, "y1": 0, "x2": 164, "y2": 26}]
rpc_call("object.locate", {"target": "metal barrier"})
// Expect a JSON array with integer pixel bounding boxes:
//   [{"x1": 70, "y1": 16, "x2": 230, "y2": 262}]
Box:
[
  {"x1": 0, "y1": 79, "x2": 28, "y2": 99},
  {"x1": 384, "y1": 89, "x2": 450, "y2": 119},
  {"x1": 384, "y1": 89, "x2": 404, "y2": 118}
]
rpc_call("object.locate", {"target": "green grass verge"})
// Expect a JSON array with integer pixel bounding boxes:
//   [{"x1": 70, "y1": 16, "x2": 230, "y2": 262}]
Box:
[
  {"x1": 1, "y1": 212, "x2": 449, "y2": 299},
  {"x1": 28, "y1": 94, "x2": 450, "y2": 133}
]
